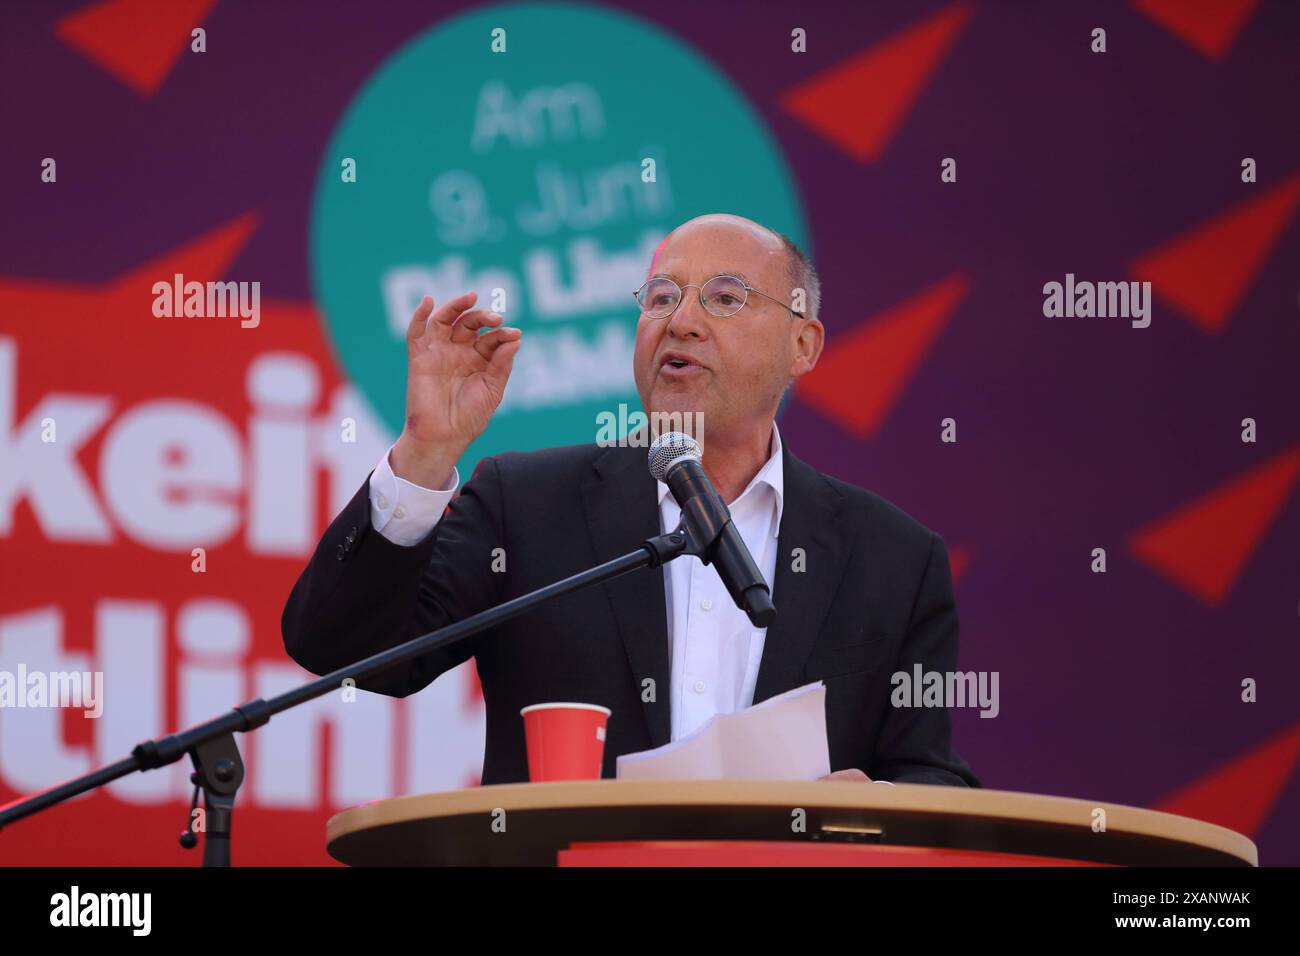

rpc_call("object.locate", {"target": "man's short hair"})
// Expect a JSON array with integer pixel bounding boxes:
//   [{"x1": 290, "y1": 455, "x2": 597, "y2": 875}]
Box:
[
  {"x1": 772, "y1": 231, "x2": 820, "y2": 324},
  {"x1": 769, "y1": 231, "x2": 820, "y2": 406}
]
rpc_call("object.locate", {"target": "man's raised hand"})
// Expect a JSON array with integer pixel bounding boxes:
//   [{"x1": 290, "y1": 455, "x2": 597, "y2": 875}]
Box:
[{"x1": 390, "y1": 291, "x2": 522, "y2": 489}]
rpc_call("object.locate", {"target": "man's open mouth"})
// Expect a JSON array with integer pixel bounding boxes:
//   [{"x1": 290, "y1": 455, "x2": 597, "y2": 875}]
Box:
[{"x1": 660, "y1": 352, "x2": 705, "y2": 372}]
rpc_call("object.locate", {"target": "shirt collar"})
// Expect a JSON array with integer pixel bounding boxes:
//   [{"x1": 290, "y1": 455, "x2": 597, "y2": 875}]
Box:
[{"x1": 657, "y1": 422, "x2": 785, "y2": 532}]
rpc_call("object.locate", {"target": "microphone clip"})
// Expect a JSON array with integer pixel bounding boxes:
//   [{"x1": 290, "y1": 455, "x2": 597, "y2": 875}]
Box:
[{"x1": 640, "y1": 522, "x2": 701, "y2": 569}]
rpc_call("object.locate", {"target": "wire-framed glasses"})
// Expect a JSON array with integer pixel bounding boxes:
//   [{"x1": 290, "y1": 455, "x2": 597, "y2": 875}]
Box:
[{"x1": 633, "y1": 275, "x2": 803, "y2": 319}]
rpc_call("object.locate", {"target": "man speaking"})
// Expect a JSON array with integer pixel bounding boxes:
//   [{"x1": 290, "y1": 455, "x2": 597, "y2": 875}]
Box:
[{"x1": 282, "y1": 213, "x2": 978, "y2": 787}]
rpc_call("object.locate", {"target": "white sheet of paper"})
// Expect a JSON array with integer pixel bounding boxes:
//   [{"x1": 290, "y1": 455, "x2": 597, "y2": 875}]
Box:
[{"x1": 615, "y1": 681, "x2": 831, "y2": 781}]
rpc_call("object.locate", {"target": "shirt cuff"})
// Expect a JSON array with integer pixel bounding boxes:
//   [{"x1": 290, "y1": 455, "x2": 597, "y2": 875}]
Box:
[{"x1": 369, "y1": 446, "x2": 460, "y2": 547}]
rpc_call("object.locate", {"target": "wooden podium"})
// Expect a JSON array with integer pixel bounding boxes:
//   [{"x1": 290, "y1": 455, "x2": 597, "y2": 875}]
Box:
[{"x1": 325, "y1": 780, "x2": 1257, "y2": 866}]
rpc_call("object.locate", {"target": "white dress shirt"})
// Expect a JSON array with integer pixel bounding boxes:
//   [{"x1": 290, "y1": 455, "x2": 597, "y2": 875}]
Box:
[
  {"x1": 657, "y1": 427, "x2": 782, "y2": 741},
  {"x1": 365, "y1": 427, "x2": 893, "y2": 781}
]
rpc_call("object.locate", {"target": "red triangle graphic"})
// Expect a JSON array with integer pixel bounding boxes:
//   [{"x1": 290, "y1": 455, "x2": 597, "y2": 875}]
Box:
[
  {"x1": 55, "y1": 0, "x2": 219, "y2": 97},
  {"x1": 780, "y1": 1, "x2": 973, "y2": 162},
  {"x1": 1129, "y1": 446, "x2": 1300, "y2": 606},
  {"x1": 797, "y1": 272, "x2": 970, "y2": 438},
  {"x1": 109, "y1": 210, "x2": 260, "y2": 310},
  {"x1": 1132, "y1": 0, "x2": 1260, "y2": 61},
  {"x1": 1154, "y1": 721, "x2": 1300, "y2": 839},
  {"x1": 948, "y1": 544, "x2": 971, "y2": 585},
  {"x1": 1129, "y1": 173, "x2": 1300, "y2": 333}
]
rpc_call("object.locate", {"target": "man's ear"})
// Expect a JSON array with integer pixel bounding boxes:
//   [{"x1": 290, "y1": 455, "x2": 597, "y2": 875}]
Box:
[{"x1": 789, "y1": 318, "x2": 824, "y2": 380}]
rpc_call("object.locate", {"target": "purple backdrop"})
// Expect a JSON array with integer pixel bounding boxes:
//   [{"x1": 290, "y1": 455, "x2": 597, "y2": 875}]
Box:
[{"x1": 3, "y1": 0, "x2": 1297, "y2": 864}]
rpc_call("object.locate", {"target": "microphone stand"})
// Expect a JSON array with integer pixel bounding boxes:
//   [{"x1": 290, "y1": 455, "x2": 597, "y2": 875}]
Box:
[{"x1": 0, "y1": 521, "x2": 728, "y2": 865}]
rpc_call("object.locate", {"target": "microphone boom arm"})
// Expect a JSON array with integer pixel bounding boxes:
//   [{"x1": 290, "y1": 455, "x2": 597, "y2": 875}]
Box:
[{"x1": 0, "y1": 526, "x2": 698, "y2": 861}]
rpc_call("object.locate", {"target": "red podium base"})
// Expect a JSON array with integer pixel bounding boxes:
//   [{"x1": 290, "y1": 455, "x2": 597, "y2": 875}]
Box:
[{"x1": 558, "y1": 840, "x2": 1112, "y2": 867}]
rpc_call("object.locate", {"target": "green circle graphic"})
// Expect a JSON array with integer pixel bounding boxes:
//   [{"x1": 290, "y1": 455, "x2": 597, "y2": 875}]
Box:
[{"x1": 311, "y1": 1, "x2": 808, "y2": 476}]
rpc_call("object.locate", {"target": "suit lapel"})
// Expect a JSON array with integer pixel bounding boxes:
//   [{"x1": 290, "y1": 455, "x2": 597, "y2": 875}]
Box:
[
  {"x1": 753, "y1": 448, "x2": 849, "y2": 703},
  {"x1": 579, "y1": 444, "x2": 672, "y2": 748}
]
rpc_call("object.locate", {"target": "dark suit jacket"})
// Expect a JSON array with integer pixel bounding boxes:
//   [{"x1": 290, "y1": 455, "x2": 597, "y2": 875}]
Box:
[{"x1": 281, "y1": 440, "x2": 979, "y2": 787}]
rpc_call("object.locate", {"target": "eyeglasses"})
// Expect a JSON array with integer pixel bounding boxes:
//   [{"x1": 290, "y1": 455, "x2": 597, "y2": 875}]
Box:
[{"x1": 633, "y1": 274, "x2": 803, "y2": 320}]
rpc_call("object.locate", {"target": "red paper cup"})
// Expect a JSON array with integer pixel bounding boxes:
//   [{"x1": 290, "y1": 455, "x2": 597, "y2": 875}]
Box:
[{"x1": 520, "y1": 702, "x2": 611, "y2": 782}]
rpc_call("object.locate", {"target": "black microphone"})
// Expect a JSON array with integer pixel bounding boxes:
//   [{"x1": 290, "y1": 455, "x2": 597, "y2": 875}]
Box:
[{"x1": 648, "y1": 432, "x2": 777, "y2": 628}]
